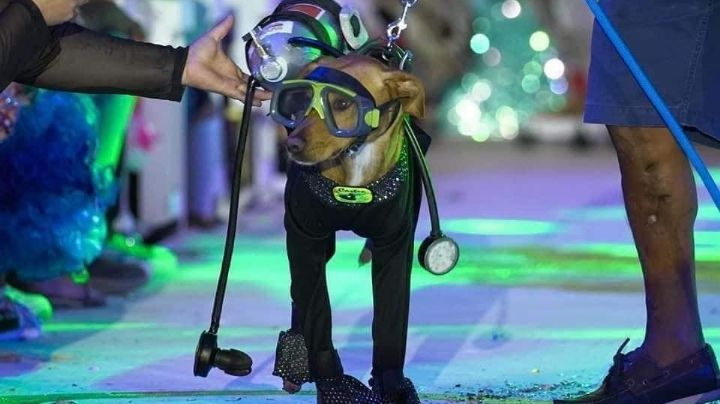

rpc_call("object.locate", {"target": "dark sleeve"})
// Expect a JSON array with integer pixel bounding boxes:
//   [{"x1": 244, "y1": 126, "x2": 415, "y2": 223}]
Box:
[
  {"x1": 0, "y1": 0, "x2": 55, "y2": 92},
  {"x1": 17, "y1": 23, "x2": 189, "y2": 101}
]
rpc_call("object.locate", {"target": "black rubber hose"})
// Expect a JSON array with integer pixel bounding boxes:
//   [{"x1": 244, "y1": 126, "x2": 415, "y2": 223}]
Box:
[
  {"x1": 288, "y1": 37, "x2": 344, "y2": 58},
  {"x1": 403, "y1": 117, "x2": 442, "y2": 237},
  {"x1": 209, "y1": 77, "x2": 257, "y2": 334}
]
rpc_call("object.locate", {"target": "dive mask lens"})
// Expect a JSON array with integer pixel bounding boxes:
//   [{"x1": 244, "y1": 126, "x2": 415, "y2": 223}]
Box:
[
  {"x1": 326, "y1": 89, "x2": 360, "y2": 134},
  {"x1": 275, "y1": 85, "x2": 314, "y2": 127}
]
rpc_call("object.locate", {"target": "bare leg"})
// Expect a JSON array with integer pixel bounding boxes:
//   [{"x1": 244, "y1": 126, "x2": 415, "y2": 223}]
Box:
[{"x1": 609, "y1": 126, "x2": 704, "y2": 366}]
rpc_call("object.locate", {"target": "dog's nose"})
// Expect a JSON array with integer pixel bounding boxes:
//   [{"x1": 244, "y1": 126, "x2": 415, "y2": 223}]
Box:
[{"x1": 286, "y1": 136, "x2": 306, "y2": 154}]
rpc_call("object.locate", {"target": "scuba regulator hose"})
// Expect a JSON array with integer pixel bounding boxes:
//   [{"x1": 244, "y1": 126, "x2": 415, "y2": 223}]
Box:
[{"x1": 194, "y1": 77, "x2": 258, "y2": 378}]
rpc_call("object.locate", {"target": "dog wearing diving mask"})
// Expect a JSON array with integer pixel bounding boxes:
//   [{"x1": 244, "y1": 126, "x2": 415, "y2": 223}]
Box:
[{"x1": 270, "y1": 54, "x2": 425, "y2": 404}]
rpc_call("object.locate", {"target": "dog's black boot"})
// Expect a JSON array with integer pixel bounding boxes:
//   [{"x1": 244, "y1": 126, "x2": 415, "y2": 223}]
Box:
[
  {"x1": 370, "y1": 369, "x2": 420, "y2": 404},
  {"x1": 272, "y1": 329, "x2": 310, "y2": 394},
  {"x1": 317, "y1": 375, "x2": 383, "y2": 404},
  {"x1": 312, "y1": 349, "x2": 382, "y2": 404},
  {"x1": 554, "y1": 339, "x2": 720, "y2": 404}
]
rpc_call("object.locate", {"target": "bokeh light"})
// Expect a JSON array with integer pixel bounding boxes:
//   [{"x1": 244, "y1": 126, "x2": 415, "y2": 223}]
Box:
[
  {"x1": 501, "y1": 0, "x2": 522, "y2": 19},
  {"x1": 483, "y1": 48, "x2": 503, "y2": 66},
  {"x1": 471, "y1": 81, "x2": 493, "y2": 102},
  {"x1": 544, "y1": 58, "x2": 565, "y2": 80},
  {"x1": 529, "y1": 31, "x2": 550, "y2": 52},
  {"x1": 470, "y1": 33, "x2": 491, "y2": 54},
  {"x1": 442, "y1": 0, "x2": 567, "y2": 142},
  {"x1": 550, "y1": 78, "x2": 569, "y2": 95},
  {"x1": 521, "y1": 74, "x2": 541, "y2": 94}
]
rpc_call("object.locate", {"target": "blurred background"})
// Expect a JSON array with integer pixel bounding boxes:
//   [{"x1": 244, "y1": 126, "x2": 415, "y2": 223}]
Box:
[{"x1": 104, "y1": 0, "x2": 603, "y2": 241}]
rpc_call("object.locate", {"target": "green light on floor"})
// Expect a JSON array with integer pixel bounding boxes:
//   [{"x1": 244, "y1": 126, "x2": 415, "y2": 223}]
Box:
[
  {"x1": 44, "y1": 322, "x2": 153, "y2": 332},
  {"x1": 698, "y1": 204, "x2": 720, "y2": 221},
  {"x1": 443, "y1": 218, "x2": 560, "y2": 236},
  {"x1": 695, "y1": 231, "x2": 720, "y2": 246},
  {"x1": 561, "y1": 206, "x2": 627, "y2": 221}
]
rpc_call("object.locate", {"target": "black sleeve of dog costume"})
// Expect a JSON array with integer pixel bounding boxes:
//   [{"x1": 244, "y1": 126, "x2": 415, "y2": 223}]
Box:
[{"x1": 284, "y1": 166, "x2": 340, "y2": 376}]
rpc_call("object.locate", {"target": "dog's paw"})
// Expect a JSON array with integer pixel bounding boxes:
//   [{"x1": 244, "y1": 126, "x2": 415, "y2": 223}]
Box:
[
  {"x1": 272, "y1": 330, "x2": 311, "y2": 392},
  {"x1": 358, "y1": 239, "x2": 373, "y2": 266},
  {"x1": 358, "y1": 247, "x2": 372, "y2": 266},
  {"x1": 283, "y1": 378, "x2": 302, "y2": 394}
]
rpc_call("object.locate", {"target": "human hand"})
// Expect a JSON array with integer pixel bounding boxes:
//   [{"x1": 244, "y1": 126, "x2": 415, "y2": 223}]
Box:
[
  {"x1": 182, "y1": 16, "x2": 272, "y2": 106},
  {"x1": 31, "y1": 0, "x2": 88, "y2": 26}
]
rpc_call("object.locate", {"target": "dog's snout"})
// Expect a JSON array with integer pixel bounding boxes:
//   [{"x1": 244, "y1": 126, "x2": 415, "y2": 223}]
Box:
[{"x1": 286, "y1": 136, "x2": 306, "y2": 154}]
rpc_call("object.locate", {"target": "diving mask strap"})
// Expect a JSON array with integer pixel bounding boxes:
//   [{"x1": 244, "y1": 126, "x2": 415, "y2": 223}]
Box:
[{"x1": 347, "y1": 99, "x2": 401, "y2": 156}]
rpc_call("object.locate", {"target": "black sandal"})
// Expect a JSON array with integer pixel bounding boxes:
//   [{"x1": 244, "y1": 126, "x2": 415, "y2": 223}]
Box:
[{"x1": 7, "y1": 274, "x2": 106, "y2": 309}]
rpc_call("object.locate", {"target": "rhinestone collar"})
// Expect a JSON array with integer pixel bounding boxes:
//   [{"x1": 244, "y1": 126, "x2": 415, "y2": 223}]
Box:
[{"x1": 300, "y1": 138, "x2": 410, "y2": 208}]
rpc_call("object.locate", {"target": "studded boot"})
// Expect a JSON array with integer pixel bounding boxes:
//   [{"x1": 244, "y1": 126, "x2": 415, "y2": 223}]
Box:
[
  {"x1": 370, "y1": 369, "x2": 421, "y2": 404},
  {"x1": 313, "y1": 349, "x2": 383, "y2": 404}
]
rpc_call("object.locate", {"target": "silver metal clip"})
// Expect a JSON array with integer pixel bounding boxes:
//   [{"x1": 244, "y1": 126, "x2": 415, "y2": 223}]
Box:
[{"x1": 386, "y1": 0, "x2": 417, "y2": 48}]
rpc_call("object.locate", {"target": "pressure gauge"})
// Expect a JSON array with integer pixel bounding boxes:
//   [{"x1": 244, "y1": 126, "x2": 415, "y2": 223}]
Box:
[{"x1": 418, "y1": 235, "x2": 459, "y2": 276}]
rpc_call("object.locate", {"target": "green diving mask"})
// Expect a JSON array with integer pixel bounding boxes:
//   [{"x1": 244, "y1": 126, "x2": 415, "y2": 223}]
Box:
[{"x1": 270, "y1": 66, "x2": 396, "y2": 138}]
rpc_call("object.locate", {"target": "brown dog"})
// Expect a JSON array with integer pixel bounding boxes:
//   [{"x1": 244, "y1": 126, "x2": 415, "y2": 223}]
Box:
[
  {"x1": 272, "y1": 54, "x2": 426, "y2": 403},
  {"x1": 285, "y1": 54, "x2": 424, "y2": 183}
]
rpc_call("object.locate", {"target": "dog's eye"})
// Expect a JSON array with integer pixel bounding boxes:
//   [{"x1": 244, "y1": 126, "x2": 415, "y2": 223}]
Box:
[{"x1": 332, "y1": 99, "x2": 352, "y2": 112}]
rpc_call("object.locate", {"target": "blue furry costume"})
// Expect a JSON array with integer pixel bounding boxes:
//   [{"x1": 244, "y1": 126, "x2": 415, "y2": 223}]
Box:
[{"x1": 0, "y1": 90, "x2": 111, "y2": 281}]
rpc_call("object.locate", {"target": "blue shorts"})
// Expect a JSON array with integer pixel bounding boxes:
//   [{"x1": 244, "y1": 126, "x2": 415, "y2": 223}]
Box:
[{"x1": 585, "y1": 0, "x2": 720, "y2": 142}]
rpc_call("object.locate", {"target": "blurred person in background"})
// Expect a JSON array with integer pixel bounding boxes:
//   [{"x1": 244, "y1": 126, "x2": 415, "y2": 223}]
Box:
[
  {"x1": 0, "y1": 0, "x2": 270, "y2": 340},
  {"x1": 3, "y1": 1, "x2": 176, "y2": 321},
  {"x1": 0, "y1": 85, "x2": 110, "y2": 335},
  {"x1": 77, "y1": 0, "x2": 155, "y2": 295},
  {"x1": 184, "y1": 0, "x2": 231, "y2": 228}
]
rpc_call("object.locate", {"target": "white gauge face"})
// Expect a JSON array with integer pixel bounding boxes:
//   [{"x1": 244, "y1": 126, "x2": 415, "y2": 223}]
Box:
[{"x1": 425, "y1": 238, "x2": 459, "y2": 275}]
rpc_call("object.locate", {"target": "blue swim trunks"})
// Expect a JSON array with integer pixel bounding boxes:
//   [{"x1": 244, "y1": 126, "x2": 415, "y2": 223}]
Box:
[{"x1": 585, "y1": 0, "x2": 720, "y2": 141}]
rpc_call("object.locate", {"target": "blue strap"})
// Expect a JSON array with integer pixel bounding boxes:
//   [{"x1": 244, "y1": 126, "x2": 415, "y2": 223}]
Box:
[{"x1": 585, "y1": 0, "x2": 720, "y2": 210}]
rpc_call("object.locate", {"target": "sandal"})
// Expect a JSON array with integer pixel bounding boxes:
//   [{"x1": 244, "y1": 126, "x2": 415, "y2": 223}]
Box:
[
  {"x1": 8, "y1": 274, "x2": 106, "y2": 309},
  {"x1": 0, "y1": 295, "x2": 41, "y2": 340}
]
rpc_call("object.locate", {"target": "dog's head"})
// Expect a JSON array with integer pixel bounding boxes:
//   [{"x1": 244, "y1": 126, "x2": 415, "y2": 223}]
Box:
[{"x1": 272, "y1": 55, "x2": 425, "y2": 165}]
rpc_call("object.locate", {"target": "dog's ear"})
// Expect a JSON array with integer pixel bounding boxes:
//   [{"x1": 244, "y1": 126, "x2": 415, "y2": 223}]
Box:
[
  {"x1": 299, "y1": 62, "x2": 320, "y2": 78},
  {"x1": 383, "y1": 71, "x2": 425, "y2": 119}
]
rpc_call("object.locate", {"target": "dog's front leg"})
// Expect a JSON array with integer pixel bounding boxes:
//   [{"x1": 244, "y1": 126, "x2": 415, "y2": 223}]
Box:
[
  {"x1": 273, "y1": 212, "x2": 339, "y2": 393},
  {"x1": 368, "y1": 224, "x2": 421, "y2": 403}
]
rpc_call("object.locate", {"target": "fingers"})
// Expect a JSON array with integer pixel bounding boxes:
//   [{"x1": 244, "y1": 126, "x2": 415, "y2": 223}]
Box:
[
  {"x1": 254, "y1": 88, "x2": 273, "y2": 101},
  {"x1": 209, "y1": 15, "x2": 234, "y2": 42},
  {"x1": 233, "y1": 68, "x2": 272, "y2": 104},
  {"x1": 221, "y1": 78, "x2": 265, "y2": 106}
]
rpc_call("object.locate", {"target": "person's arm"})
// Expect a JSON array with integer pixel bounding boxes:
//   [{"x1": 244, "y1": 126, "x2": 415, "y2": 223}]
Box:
[
  {"x1": 0, "y1": 0, "x2": 55, "y2": 92},
  {"x1": 3, "y1": 0, "x2": 268, "y2": 104},
  {"x1": 17, "y1": 23, "x2": 188, "y2": 101}
]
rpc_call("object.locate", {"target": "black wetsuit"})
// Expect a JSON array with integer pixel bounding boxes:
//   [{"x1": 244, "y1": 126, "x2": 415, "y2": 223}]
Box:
[{"x1": 284, "y1": 124, "x2": 430, "y2": 389}]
